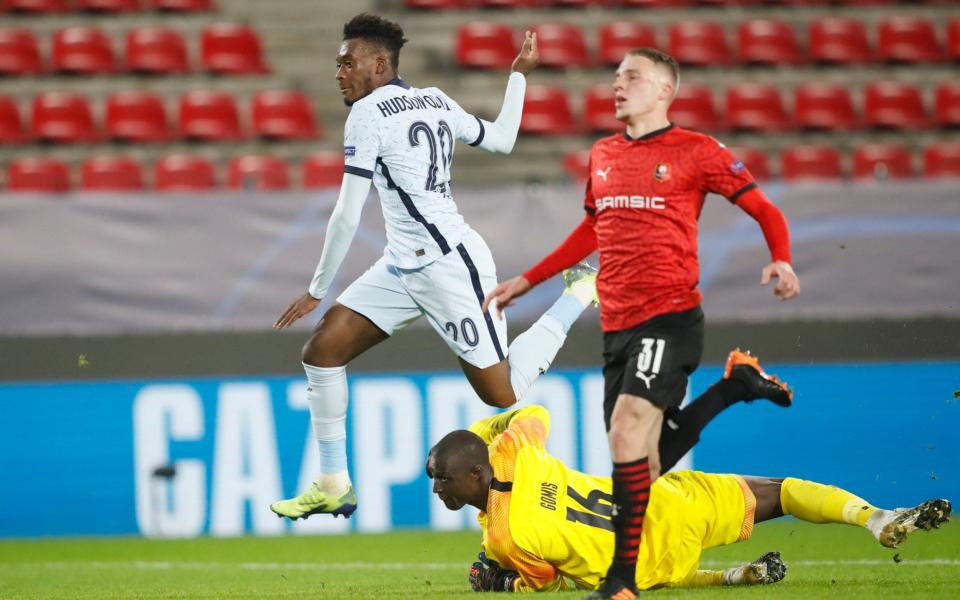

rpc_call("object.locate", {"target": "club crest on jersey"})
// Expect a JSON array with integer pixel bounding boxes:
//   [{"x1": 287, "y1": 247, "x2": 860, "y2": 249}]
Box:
[
  {"x1": 654, "y1": 163, "x2": 671, "y2": 182},
  {"x1": 729, "y1": 160, "x2": 746, "y2": 175},
  {"x1": 344, "y1": 146, "x2": 356, "y2": 158}
]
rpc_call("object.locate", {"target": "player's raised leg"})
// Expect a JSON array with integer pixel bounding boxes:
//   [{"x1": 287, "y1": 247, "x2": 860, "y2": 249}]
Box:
[
  {"x1": 746, "y1": 476, "x2": 952, "y2": 548},
  {"x1": 270, "y1": 304, "x2": 390, "y2": 520},
  {"x1": 659, "y1": 349, "x2": 792, "y2": 471},
  {"x1": 461, "y1": 261, "x2": 599, "y2": 408}
]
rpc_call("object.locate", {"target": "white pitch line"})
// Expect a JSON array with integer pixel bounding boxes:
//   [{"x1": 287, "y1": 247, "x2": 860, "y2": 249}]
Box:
[{"x1": 2, "y1": 559, "x2": 959, "y2": 571}]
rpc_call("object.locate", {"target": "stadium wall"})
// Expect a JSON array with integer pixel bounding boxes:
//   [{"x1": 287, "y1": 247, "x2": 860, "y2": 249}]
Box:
[{"x1": 1, "y1": 361, "x2": 957, "y2": 539}]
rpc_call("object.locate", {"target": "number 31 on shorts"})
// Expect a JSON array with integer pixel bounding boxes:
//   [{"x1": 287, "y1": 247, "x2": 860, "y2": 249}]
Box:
[{"x1": 635, "y1": 338, "x2": 666, "y2": 387}]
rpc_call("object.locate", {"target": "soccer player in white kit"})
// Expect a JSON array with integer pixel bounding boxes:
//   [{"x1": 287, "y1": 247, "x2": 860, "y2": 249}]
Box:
[{"x1": 270, "y1": 14, "x2": 599, "y2": 520}]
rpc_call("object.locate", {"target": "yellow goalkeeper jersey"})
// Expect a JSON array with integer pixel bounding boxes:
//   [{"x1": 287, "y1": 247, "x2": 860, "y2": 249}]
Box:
[{"x1": 469, "y1": 406, "x2": 755, "y2": 592}]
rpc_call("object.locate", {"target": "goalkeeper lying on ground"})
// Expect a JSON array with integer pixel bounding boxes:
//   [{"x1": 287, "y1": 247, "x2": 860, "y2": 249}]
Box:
[{"x1": 426, "y1": 406, "x2": 952, "y2": 592}]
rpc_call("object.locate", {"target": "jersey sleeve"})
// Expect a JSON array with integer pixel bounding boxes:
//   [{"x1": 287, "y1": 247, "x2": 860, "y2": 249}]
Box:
[
  {"x1": 583, "y1": 150, "x2": 597, "y2": 216},
  {"x1": 343, "y1": 101, "x2": 381, "y2": 179},
  {"x1": 469, "y1": 406, "x2": 550, "y2": 448},
  {"x1": 509, "y1": 547, "x2": 567, "y2": 592},
  {"x1": 697, "y1": 138, "x2": 757, "y2": 203},
  {"x1": 435, "y1": 89, "x2": 485, "y2": 147}
]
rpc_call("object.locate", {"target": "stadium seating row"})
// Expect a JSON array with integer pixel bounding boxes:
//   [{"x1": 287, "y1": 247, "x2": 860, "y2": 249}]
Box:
[
  {"x1": 562, "y1": 143, "x2": 960, "y2": 181},
  {"x1": 0, "y1": 90, "x2": 319, "y2": 144},
  {"x1": 456, "y1": 18, "x2": 960, "y2": 68},
  {"x1": 413, "y1": 0, "x2": 959, "y2": 8},
  {"x1": 3, "y1": 153, "x2": 344, "y2": 191},
  {"x1": 524, "y1": 81, "x2": 959, "y2": 134},
  {"x1": 0, "y1": 23, "x2": 268, "y2": 75},
  {"x1": 7, "y1": 143, "x2": 960, "y2": 193},
  {"x1": 0, "y1": 0, "x2": 212, "y2": 13}
]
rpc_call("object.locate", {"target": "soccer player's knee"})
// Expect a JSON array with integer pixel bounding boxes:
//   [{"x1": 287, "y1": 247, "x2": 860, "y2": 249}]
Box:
[
  {"x1": 481, "y1": 390, "x2": 517, "y2": 409},
  {"x1": 301, "y1": 333, "x2": 338, "y2": 367}
]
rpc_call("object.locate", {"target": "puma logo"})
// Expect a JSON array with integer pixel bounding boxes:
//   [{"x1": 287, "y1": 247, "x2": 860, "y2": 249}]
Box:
[
  {"x1": 596, "y1": 167, "x2": 611, "y2": 182},
  {"x1": 636, "y1": 372, "x2": 656, "y2": 388}
]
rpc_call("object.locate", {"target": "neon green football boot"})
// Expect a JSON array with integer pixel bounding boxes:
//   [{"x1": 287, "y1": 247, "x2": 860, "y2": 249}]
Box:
[
  {"x1": 562, "y1": 261, "x2": 600, "y2": 307},
  {"x1": 270, "y1": 482, "x2": 357, "y2": 520}
]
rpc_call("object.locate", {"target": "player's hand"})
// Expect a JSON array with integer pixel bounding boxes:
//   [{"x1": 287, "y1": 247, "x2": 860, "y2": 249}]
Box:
[
  {"x1": 469, "y1": 552, "x2": 519, "y2": 592},
  {"x1": 273, "y1": 292, "x2": 321, "y2": 329},
  {"x1": 761, "y1": 261, "x2": 800, "y2": 301},
  {"x1": 482, "y1": 276, "x2": 533, "y2": 319},
  {"x1": 511, "y1": 31, "x2": 539, "y2": 75}
]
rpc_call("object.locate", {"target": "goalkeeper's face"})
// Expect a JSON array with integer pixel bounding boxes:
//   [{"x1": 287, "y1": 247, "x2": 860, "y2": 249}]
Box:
[{"x1": 426, "y1": 451, "x2": 484, "y2": 511}]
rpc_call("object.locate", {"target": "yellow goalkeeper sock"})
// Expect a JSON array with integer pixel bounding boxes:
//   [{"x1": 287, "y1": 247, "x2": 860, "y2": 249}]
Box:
[{"x1": 780, "y1": 477, "x2": 878, "y2": 527}]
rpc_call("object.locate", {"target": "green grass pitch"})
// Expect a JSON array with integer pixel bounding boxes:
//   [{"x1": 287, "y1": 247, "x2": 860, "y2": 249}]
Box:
[{"x1": 1, "y1": 520, "x2": 957, "y2": 599}]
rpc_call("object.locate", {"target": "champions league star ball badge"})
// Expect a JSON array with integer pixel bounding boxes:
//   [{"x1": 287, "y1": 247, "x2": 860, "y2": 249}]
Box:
[{"x1": 654, "y1": 163, "x2": 671, "y2": 182}]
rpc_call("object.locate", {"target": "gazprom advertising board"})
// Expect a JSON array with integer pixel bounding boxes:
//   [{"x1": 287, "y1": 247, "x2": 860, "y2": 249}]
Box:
[{"x1": 1, "y1": 363, "x2": 957, "y2": 538}]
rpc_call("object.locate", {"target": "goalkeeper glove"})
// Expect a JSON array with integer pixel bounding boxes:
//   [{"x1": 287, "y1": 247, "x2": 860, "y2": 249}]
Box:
[{"x1": 469, "y1": 552, "x2": 519, "y2": 592}]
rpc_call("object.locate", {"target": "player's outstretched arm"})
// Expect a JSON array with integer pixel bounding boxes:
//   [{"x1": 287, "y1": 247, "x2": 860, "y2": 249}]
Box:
[
  {"x1": 483, "y1": 217, "x2": 597, "y2": 318},
  {"x1": 734, "y1": 187, "x2": 800, "y2": 301},
  {"x1": 474, "y1": 31, "x2": 538, "y2": 154},
  {"x1": 273, "y1": 173, "x2": 372, "y2": 329}
]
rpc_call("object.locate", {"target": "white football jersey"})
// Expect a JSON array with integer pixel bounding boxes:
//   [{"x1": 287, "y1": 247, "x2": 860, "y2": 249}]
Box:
[{"x1": 343, "y1": 79, "x2": 486, "y2": 268}]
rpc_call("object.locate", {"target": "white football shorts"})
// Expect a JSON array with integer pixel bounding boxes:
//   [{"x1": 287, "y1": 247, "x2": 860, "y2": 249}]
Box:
[{"x1": 337, "y1": 228, "x2": 509, "y2": 369}]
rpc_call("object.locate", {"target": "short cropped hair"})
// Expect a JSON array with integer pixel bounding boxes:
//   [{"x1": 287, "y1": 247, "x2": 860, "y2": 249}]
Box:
[
  {"x1": 343, "y1": 13, "x2": 408, "y2": 71},
  {"x1": 627, "y1": 47, "x2": 680, "y2": 95}
]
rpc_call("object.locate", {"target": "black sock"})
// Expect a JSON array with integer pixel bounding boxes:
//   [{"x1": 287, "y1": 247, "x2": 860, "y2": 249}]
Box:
[{"x1": 658, "y1": 379, "x2": 748, "y2": 471}]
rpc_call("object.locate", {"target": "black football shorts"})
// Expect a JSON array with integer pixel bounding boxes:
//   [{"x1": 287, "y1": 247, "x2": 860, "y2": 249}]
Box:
[{"x1": 601, "y1": 305, "x2": 705, "y2": 430}]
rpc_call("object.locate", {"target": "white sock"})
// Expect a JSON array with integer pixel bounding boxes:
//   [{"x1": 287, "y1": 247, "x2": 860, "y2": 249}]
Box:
[
  {"x1": 507, "y1": 291, "x2": 591, "y2": 402},
  {"x1": 303, "y1": 363, "x2": 351, "y2": 496}
]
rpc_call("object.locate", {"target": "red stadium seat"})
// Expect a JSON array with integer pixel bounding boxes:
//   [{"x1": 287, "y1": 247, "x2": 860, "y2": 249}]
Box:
[
  {"x1": 737, "y1": 19, "x2": 802, "y2": 66},
  {"x1": 251, "y1": 90, "x2": 320, "y2": 140},
  {"x1": 77, "y1": 0, "x2": 141, "y2": 12},
  {"x1": 562, "y1": 150, "x2": 590, "y2": 183},
  {"x1": 228, "y1": 155, "x2": 290, "y2": 190},
  {"x1": 52, "y1": 27, "x2": 117, "y2": 75},
  {"x1": 947, "y1": 18, "x2": 960, "y2": 62},
  {"x1": 125, "y1": 27, "x2": 190, "y2": 74},
  {"x1": 1, "y1": 0, "x2": 69, "y2": 13},
  {"x1": 520, "y1": 85, "x2": 576, "y2": 135},
  {"x1": 303, "y1": 152, "x2": 344, "y2": 189},
  {"x1": 155, "y1": 155, "x2": 216, "y2": 191},
  {"x1": 8, "y1": 158, "x2": 70, "y2": 192},
  {"x1": 793, "y1": 82, "x2": 858, "y2": 131},
  {"x1": 668, "y1": 21, "x2": 731, "y2": 67},
  {"x1": 200, "y1": 23, "x2": 269, "y2": 75},
  {"x1": 808, "y1": 18, "x2": 872, "y2": 65},
  {"x1": 530, "y1": 24, "x2": 589, "y2": 69},
  {"x1": 935, "y1": 82, "x2": 960, "y2": 128},
  {"x1": 456, "y1": 22, "x2": 518, "y2": 69},
  {"x1": 877, "y1": 17, "x2": 942, "y2": 64},
  {"x1": 405, "y1": 0, "x2": 463, "y2": 7},
  {"x1": 31, "y1": 92, "x2": 99, "y2": 144},
  {"x1": 726, "y1": 83, "x2": 788, "y2": 132},
  {"x1": 0, "y1": 28, "x2": 44, "y2": 76},
  {"x1": 80, "y1": 156, "x2": 145, "y2": 191},
  {"x1": 923, "y1": 143, "x2": 960, "y2": 177},
  {"x1": 668, "y1": 84, "x2": 719, "y2": 131},
  {"x1": 478, "y1": 0, "x2": 537, "y2": 7},
  {"x1": 781, "y1": 146, "x2": 843, "y2": 181},
  {"x1": 863, "y1": 81, "x2": 928, "y2": 130},
  {"x1": 0, "y1": 97, "x2": 27, "y2": 144},
  {"x1": 598, "y1": 22, "x2": 657, "y2": 66},
  {"x1": 582, "y1": 85, "x2": 619, "y2": 133},
  {"x1": 178, "y1": 90, "x2": 244, "y2": 141},
  {"x1": 727, "y1": 146, "x2": 770, "y2": 181},
  {"x1": 105, "y1": 91, "x2": 172, "y2": 143},
  {"x1": 623, "y1": 0, "x2": 694, "y2": 6},
  {"x1": 851, "y1": 144, "x2": 914, "y2": 180},
  {"x1": 147, "y1": 0, "x2": 214, "y2": 11}
]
